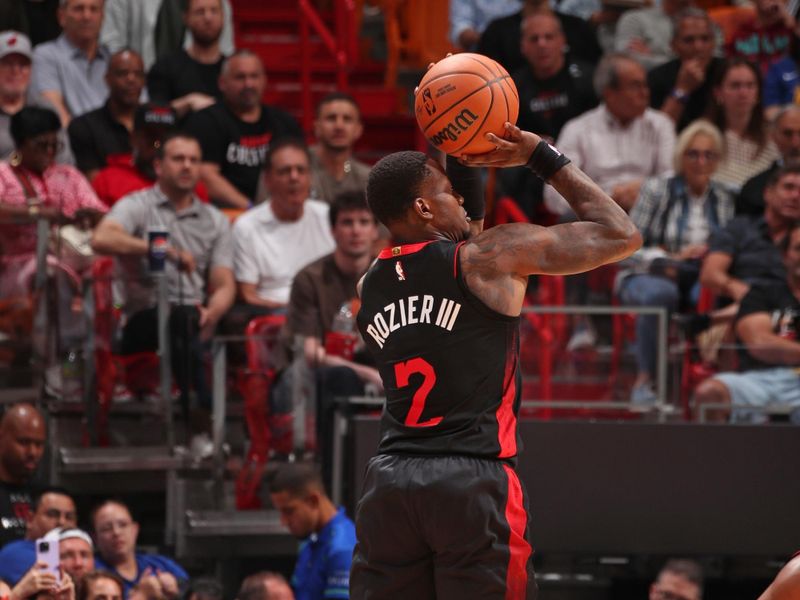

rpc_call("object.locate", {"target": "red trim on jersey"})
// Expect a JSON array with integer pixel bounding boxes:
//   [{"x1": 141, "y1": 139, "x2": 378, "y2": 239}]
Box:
[
  {"x1": 496, "y1": 329, "x2": 518, "y2": 458},
  {"x1": 453, "y1": 241, "x2": 465, "y2": 278},
  {"x1": 377, "y1": 241, "x2": 433, "y2": 259},
  {"x1": 503, "y1": 464, "x2": 532, "y2": 600}
]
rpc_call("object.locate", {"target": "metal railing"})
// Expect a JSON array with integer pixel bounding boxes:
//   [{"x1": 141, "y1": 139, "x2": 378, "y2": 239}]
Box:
[{"x1": 298, "y1": 0, "x2": 358, "y2": 131}]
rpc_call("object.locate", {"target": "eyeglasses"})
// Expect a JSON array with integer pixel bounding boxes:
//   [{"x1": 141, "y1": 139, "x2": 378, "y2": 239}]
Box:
[{"x1": 685, "y1": 149, "x2": 718, "y2": 161}]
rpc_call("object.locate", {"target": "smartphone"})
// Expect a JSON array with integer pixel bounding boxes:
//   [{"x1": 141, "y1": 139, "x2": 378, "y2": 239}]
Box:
[{"x1": 35, "y1": 538, "x2": 60, "y2": 583}]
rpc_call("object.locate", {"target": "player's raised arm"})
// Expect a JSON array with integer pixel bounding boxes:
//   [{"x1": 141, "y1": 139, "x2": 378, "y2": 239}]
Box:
[{"x1": 461, "y1": 123, "x2": 642, "y2": 276}]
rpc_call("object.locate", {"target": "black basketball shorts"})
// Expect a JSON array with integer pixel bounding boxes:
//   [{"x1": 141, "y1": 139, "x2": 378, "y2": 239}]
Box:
[{"x1": 350, "y1": 453, "x2": 537, "y2": 599}]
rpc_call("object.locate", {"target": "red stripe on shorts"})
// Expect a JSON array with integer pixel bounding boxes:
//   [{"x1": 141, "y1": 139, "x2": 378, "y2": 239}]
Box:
[{"x1": 503, "y1": 464, "x2": 531, "y2": 600}]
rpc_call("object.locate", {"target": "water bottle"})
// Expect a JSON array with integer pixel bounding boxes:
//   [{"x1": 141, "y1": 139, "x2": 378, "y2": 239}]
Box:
[
  {"x1": 325, "y1": 300, "x2": 358, "y2": 360},
  {"x1": 61, "y1": 348, "x2": 83, "y2": 402}
]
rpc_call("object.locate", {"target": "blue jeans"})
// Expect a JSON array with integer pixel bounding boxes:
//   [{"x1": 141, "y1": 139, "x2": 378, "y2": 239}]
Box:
[{"x1": 619, "y1": 274, "x2": 679, "y2": 377}]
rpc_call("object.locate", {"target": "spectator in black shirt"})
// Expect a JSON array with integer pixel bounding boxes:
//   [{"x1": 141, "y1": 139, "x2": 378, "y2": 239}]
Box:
[
  {"x1": 67, "y1": 49, "x2": 145, "y2": 180},
  {"x1": 0, "y1": 403, "x2": 46, "y2": 548},
  {"x1": 700, "y1": 166, "x2": 800, "y2": 309},
  {"x1": 648, "y1": 8, "x2": 721, "y2": 132},
  {"x1": 501, "y1": 12, "x2": 596, "y2": 220},
  {"x1": 478, "y1": 0, "x2": 602, "y2": 73},
  {"x1": 737, "y1": 106, "x2": 800, "y2": 216},
  {"x1": 185, "y1": 50, "x2": 302, "y2": 209},
  {"x1": 694, "y1": 219, "x2": 800, "y2": 423},
  {"x1": 147, "y1": 0, "x2": 225, "y2": 119}
]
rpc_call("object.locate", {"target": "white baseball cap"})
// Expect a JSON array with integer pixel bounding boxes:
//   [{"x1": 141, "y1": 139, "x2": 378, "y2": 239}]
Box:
[{"x1": 0, "y1": 31, "x2": 32, "y2": 62}]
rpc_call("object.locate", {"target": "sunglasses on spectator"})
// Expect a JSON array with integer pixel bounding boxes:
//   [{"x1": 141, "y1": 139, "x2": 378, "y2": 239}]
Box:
[{"x1": 684, "y1": 149, "x2": 718, "y2": 161}]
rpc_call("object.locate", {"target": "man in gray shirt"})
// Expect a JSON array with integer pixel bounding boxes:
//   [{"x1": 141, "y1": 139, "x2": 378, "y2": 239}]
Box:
[
  {"x1": 92, "y1": 131, "x2": 235, "y2": 413},
  {"x1": 31, "y1": 0, "x2": 110, "y2": 124}
]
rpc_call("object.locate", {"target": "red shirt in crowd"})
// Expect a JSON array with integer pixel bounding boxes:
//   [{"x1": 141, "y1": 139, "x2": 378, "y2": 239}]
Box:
[{"x1": 91, "y1": 157, "x2": 209, "y2": 208}]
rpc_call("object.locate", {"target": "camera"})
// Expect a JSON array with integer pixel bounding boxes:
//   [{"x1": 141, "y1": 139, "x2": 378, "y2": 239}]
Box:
[{"x1": 37, "y1": 541, "x2": 49, "y2": 552}]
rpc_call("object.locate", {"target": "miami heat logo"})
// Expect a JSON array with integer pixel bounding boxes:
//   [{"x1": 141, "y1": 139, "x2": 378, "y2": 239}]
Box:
[
  {"x1": 422, "y1": 88, "x2": 436, "y2": 116},
  {"x1": 395, "y1": 261, "x2": 406, "y2": 281}
]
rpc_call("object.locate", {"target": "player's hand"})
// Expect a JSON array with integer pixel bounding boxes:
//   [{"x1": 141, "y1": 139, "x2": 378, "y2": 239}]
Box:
[{"x1": 458, "y1": 123, "x2": 541, "y2": 168}]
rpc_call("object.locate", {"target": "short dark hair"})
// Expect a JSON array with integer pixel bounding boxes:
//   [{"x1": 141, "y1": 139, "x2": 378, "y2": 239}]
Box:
[
  {"x1": 185, "y1": 577, "x2": 223, "y2": 600},
  {"x1": 329, "y1": 190, "x2": 372, "y2": 228},
  {"x1": 89, "y1": 498, "x2": 133, "y2": 530},
  {"x1": 367, "y1": 151, "x2": 431, "y2": 226},
  {"x1": 766, "y1": 164, "x2": 800, "y2": 189},
  {"x1": 77, "y1": 571, "x2": 125, "y2": 600},
  {"x1": 316, "y1": 91, "x2": 360, "y2": 118},
  {"x1": 658, "y1": 559, "x2": 704, "y2": 590},
  {"x1": 237, "y1": 572, "x2": 290, "y2": 600},
  {"x1": 10, "y1": 106, "x2": 61, "y2": 147},
  {"x1": 264, "y1": 137, "x2": 310, "y2": 171},
  {"x1": 155, "y1": 131, "x2": 202, "y2": 160},
  {"x1": 31, "y1": 487, "x2": 73, "y2": 513},
  {"x1": 266, "y1": 462, "x2": 325, "y2": 497}
]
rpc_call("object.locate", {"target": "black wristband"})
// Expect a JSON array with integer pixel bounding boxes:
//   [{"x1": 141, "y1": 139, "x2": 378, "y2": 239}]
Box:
[
  {"x1": 525, "y1": 140, "x2": 571, "y2": 181},
  {"x1": 446, "y1": 154, "x2": 485, "y2": 220}
]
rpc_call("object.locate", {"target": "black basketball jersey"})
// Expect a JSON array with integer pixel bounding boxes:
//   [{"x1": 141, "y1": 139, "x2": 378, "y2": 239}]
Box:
[{"x1": 357, "y1": 240, "x2": 522, "y2": 460}]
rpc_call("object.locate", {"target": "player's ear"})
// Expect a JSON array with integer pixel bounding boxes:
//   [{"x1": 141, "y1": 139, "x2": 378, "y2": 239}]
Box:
[{"x1": 413, "y1": 196, "x2": 434, "y2": 221}]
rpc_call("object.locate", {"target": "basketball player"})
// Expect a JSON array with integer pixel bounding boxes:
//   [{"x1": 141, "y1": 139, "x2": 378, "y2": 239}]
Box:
[{"x1": 350, "y1": 123, "x2": 642, "y2": 599}]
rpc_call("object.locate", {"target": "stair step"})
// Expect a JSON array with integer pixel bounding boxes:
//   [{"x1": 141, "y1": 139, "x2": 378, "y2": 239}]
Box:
[{"x1": 264, "y1": 84, "x2": 403, "y2": 118}]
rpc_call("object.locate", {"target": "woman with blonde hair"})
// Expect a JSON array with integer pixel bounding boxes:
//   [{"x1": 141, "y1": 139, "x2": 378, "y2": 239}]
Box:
[{"x1": 619, "y1": 119, "x2": 735, "y2": 405}]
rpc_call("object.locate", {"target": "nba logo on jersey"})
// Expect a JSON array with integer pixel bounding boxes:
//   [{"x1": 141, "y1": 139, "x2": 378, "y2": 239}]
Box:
[{"x1": 395, "y1": 261, "x2": 406, "y2": 281}]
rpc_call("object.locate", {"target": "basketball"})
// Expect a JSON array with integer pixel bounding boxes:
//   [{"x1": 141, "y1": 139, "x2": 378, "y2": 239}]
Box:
[{"x1": 414, "y1": 53, "x2": 519, "y2": 157}]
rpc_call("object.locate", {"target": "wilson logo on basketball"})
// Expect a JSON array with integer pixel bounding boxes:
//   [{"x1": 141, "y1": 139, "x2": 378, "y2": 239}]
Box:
[{"x1": 428, "y1": 108, "x2": 479, "y2": 146}]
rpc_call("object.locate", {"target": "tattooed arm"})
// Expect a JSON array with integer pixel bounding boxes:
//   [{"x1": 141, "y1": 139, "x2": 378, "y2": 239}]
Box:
[{"x1": 459, "y1": 124, "x2": 642, "y2": 315}]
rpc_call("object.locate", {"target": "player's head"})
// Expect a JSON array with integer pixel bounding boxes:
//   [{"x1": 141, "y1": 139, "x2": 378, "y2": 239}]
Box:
[
  {"x1": 649, "y1": 559, "x2": 703, "y2": 600},
  {"x1": 267, "y1": 463, "x2": 331, "y2": 539},
  {"x1": 367, "y1": 151, "x2": 470, "y2": 242}
]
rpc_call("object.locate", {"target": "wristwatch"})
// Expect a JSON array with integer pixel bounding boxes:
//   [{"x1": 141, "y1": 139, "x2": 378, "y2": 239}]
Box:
[{"x1": 670, "y1": 88, "x2": 690, "y2": 104}]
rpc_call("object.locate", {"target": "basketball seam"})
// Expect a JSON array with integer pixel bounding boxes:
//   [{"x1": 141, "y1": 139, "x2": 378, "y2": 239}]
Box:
[{"x1": 421, "y1": 74, "x2": 513, "y2": 135}]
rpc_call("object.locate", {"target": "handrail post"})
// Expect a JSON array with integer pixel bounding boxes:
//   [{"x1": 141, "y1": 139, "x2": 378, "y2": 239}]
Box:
[{"x1": 299, "y1": 2, "x2": 312, "y2": 132}]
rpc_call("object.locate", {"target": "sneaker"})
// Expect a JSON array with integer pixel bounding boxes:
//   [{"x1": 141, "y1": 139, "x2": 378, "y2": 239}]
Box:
[
  {"x1": 630, "y1": 382, "x2": 657, "y2": 410},
  {"x1": 566, "y1": 323, "x2": 597, "y2": 351}
]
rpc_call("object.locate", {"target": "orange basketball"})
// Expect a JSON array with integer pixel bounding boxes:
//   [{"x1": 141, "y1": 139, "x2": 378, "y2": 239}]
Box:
[{"x1": 414, "y1": 53, "x2": 519, "y2": 157}]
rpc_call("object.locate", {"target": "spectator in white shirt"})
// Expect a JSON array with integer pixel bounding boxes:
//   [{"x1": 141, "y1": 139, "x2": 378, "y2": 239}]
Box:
[
  {"x1": 545, "y1": 53, "x2": 676, "y2": 216},
  {"x1": 233, "y1": 138, "x2": 334, "y2": 310}
]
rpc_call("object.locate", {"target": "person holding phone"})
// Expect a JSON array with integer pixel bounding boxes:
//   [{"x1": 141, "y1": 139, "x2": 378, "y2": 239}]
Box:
[{"x1": 0, "y1": 488, "x2": 76, "y2": 586}]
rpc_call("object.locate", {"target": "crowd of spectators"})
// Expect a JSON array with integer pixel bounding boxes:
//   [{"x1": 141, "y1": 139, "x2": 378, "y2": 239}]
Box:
[{"x1": 3, "y1": 0, "x2": 800, "y2": 596}]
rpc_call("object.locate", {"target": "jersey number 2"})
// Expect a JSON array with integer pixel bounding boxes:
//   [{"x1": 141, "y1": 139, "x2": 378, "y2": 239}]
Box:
[{"x1": 394, "y1": 357, "x2": 442, "y2": 428}]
